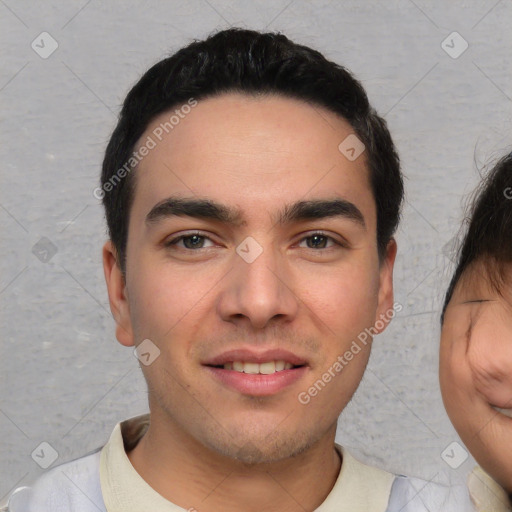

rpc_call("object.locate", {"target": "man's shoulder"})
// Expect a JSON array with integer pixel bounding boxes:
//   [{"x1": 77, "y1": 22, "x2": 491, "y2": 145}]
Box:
[{"x1": 2, "y1": 447, "x2": 105, "y2": 512}]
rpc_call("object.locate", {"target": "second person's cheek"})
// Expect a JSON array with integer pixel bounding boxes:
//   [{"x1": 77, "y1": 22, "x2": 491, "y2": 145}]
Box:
[{"x1": 467, "y1": 326, "x2": 512, "y2": 408}]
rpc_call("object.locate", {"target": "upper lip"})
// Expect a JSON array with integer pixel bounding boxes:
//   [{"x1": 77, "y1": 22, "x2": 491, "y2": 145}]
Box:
[{"x1": 203, "y1": 348, "x2": 308, "y2": 367}]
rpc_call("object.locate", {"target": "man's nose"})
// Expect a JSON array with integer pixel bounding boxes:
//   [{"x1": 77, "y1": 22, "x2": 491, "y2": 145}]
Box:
[{"x1": 216, "y1": 238, "x2": 300, "y2": 330}]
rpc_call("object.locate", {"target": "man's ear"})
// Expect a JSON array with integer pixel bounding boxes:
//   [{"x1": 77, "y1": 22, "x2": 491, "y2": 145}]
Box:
[
  {"x1": 374, "y1": 238, "x2": 398, "y2": 335},
  {"x1": 103, "y1": 240, "x2": 134, "y2": 347}
]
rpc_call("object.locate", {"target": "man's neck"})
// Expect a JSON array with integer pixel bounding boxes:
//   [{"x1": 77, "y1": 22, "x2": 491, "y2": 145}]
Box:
[{"x1": 126, "y1": 416, "x2": 342, "y2": 512}]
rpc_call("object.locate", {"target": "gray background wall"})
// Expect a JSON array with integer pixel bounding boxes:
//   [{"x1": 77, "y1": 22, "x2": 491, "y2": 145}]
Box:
[{"x1": 1, "y1": 0, "x2": 511, "y2": 503}]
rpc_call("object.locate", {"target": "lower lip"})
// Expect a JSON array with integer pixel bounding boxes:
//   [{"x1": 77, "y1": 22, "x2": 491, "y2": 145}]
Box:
[{"x1": 204, "y1": 366, "x2": 309, "y2": 396}]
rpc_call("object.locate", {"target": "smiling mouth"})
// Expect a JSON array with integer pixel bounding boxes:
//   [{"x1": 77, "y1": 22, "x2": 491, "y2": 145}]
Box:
[
  {"x1": 207, "y1": 360, "x2": 305, "y2": 375},
  {"x1": 492, "y1": 406, "x2": 512, "y2": 418}
]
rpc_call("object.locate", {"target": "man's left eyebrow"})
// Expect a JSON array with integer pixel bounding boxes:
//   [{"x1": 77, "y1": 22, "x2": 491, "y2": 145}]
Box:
[
  {"x1": 278, "y1": 198, "x2": 366, "y2": 228},
  {"x1": 145, "y1": 196, "x2": 366, "y2": 228}
]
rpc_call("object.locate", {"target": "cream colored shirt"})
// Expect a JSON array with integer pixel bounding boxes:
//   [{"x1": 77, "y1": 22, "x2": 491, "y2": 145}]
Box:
[
  {"x1": 100, "y1": 414, "x2": 395, "y2": 512},
  {"x1": 468, "y1": 465, "x2": 512, "y2": 512}
]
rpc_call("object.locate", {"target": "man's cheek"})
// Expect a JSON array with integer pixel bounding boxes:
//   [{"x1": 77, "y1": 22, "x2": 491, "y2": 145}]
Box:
[
  {"x1": 303, "y1": 345, "x2": 370, "y2": 404},
  {"x1": 133, "y1": 280, "x2": 200, "y2": 338}
]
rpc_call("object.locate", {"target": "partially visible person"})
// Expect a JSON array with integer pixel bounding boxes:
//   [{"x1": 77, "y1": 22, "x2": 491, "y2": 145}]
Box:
[{"x1": 440, "y1": 151, "x2": 512, "y2": 511}]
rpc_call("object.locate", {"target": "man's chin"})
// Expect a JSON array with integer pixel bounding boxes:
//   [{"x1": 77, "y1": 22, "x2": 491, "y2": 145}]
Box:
[{"x1": 201, "y1": 426, "x2": 319, "y2": 466}]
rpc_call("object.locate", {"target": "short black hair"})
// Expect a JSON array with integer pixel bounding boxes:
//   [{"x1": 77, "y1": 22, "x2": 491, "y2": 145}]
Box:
[
  {"x1": 101, "y1": 27, "x2": 403, "y2": 272},
  {"x1": 441, "y1": 151, "x2": 512, "y2": 324}
]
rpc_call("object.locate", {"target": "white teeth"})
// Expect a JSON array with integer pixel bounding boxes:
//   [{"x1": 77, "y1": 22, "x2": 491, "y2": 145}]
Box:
[
  {"x1": 244, "y1": 362, "x2": 260, "y2": 374},
  {"x1": 233, "y1": 361, "x2": 244, "y2": 372},
  {"x1": 493, "y1": 407, "x2": 512, "y2": 418},
  {"x1": 259, "y1": 361, "x2": 275, "y2": 374},
  {"x1": 223, "y1": 360, "x2": 296, "y2": 374}
]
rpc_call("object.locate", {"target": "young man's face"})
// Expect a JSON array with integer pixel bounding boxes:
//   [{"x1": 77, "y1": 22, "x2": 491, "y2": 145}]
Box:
[
  {"x1": 440, "y1": 261, "x2": 512, "y2": 491},
  {"x1": 104, "y1": 93, "x2": 396, "y2": 464}
]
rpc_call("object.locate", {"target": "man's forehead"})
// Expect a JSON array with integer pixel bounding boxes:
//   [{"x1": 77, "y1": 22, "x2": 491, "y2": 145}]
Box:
[
  {"x1": 131, "y1": 93, "x2": 374, "y2": 228},
  {"x1": 139, "y1": 93, "x2": 358, "y2": 162}
]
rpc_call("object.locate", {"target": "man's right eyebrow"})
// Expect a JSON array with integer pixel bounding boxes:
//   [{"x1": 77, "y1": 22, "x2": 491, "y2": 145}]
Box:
[{"x1": 146, "y1": 196, "x2": 246, "y2": 227}]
